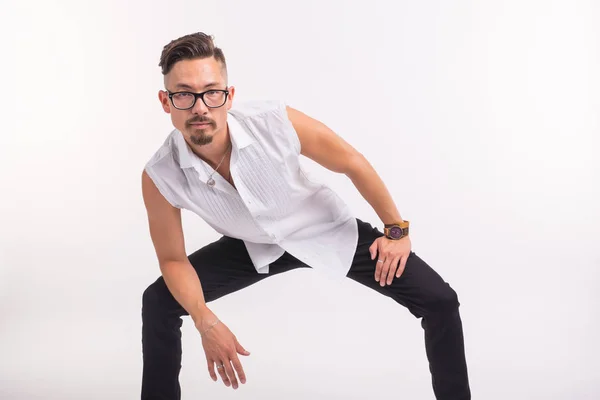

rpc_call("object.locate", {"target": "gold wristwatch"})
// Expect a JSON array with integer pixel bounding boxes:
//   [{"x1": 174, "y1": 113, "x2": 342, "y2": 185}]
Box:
[{"x1": 383, "y1": 220, "x2": 410, "y2": 240}]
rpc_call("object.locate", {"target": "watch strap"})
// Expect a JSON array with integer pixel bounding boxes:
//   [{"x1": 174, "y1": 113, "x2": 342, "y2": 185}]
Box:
[{"x1": 384, "y1": 220, "x2": 409, "y2": 228}]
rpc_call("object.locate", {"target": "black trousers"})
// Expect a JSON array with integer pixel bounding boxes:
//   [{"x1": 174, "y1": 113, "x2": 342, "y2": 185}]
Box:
[{"x1": 141, "y1": 219, "x2": 471, "y2": 399}]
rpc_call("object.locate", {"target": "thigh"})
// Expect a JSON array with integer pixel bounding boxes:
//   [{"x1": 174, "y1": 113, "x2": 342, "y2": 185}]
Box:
[
  {"x1": 145, "y1": 236, "x2": 308, "y2": 317},
  {"x1": 189, "y1": 235, "x2": 265, "y2": 302},
  {"x1": 347, "y1": 219, "x2": 459, "y2": 318}
]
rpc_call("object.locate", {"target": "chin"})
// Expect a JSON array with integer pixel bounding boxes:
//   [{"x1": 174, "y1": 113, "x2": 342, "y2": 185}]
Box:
[{"x1": 189, "y1": 131, "x2": 213, "y2": 146}]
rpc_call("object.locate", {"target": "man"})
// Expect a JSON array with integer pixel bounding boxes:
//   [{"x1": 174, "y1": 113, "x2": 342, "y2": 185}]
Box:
[{"x1": 141, "y1": 32, "x2": 471, "y2": 400}]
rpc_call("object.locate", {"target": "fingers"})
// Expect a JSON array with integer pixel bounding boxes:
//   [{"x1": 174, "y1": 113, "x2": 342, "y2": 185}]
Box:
[
  {"x1": 369, "y1": 241, "x2": 378, "y2": 260},
  {"x1": 231, "y1": 354, "x2": 247, "y2": 385},
  {"x1": 214, "y1": 354, "x2": 246, "y2": 389},
  {"x1": 235, "y1": 339, "x2": 251, "y2": 356},
  {"x1": 204, "y1": 334, "x2": 249, "y2": 390},
  {"x1": 378, "y1": 257, "x2": 392, "y2": 287},
  {"x1": 374, "y1": 257, "x2": 383, "y2": 282},
  {"x1": 386, "y1": 256, "x2": 401, "y2": 285},
  {"x1": 207, "y1": 359, "x2": 217, "y2": 382},
  {"x1": 396, "y1": 254, "x2": 408, "y2": 278},
  {"x1": 222, "y1": 359, "x2": 239, "y2": 389},
  {"x1": 215, "y1": 360, "x2": 231, "y2": 387},
  {"x1": 375, "y1": 253, "x2": 403, "y2": 286}
]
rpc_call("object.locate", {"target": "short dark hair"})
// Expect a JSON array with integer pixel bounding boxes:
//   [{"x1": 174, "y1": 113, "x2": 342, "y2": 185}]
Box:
[{"x1": 158, "y1": 32, "x2": 227, "y2": 77}]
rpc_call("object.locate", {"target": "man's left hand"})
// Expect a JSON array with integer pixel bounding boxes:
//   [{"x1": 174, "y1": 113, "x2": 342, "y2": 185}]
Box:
[{"x1": 369, "y1": 235, "x2": 412, "y2": 287}]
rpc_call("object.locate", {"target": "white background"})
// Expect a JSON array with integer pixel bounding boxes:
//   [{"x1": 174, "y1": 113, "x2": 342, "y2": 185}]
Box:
[{"x1": 1, "y1": 0, "x2": 599, "y2": 399}]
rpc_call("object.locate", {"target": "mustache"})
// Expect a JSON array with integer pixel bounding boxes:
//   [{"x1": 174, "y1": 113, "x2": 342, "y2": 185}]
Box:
[{"x1": 186, "y1": 117, "x2": 213, "y2": 126}]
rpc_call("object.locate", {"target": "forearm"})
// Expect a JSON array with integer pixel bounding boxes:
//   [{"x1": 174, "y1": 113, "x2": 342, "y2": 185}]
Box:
[
  {"x1": 160, "y1": 260, "x2": 213, "y2": 326},
  {"x1": 346, "y1": 154, "x2": 404, "y2": 225}
]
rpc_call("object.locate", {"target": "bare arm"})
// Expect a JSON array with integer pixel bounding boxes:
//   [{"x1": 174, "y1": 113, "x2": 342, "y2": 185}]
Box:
[
  {"x1": 286, "y1": 106, "x2": 404, "y2": 225},
  {"x1": 141, "y1": 170, "x2": 212, "y2": 326},
  {"x1": 141, "y1": 170, "x2": 249, "y2": 389},
  {"x1": 286, "y1": 106, "x2": 412, "y2": 287}
]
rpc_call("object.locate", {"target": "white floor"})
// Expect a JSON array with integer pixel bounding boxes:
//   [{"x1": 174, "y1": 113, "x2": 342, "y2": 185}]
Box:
[{"x1": 1, "y1": 267, "x2": 598, "y2": 400}]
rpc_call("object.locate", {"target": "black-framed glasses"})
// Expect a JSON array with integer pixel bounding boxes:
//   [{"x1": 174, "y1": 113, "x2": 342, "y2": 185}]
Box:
[{"x1": 166, "y1": 88, "x2": 229, "y2": 110}]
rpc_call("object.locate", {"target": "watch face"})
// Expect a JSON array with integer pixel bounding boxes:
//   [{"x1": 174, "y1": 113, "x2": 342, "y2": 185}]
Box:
[{"x1": 389, "y1": 226, "x2": 403, "y2": 239}]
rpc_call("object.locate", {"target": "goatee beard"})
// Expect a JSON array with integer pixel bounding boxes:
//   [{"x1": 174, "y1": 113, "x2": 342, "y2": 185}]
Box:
[
  {"x1": 186, "y1": 118, "x2": 214, "y2": 146},
  {"x1": 190, "y1": 131, "x2": 213, "y2": 146}
]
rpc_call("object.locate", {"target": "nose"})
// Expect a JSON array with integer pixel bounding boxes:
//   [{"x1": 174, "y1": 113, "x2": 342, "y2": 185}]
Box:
[{"x1": 190, "y1": 95, "x2": 209, "y2": 115}]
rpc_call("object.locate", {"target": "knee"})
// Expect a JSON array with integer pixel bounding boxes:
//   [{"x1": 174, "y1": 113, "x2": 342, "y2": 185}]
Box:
[
  {"x1": 142, "y1": 284, "x2": 155, "y2": 307},
  {"x1": 142, "y1": 281, "x2": 163, "y2": 317},
  {"x1": 426, "y1": 285, "x2": 460, "y2": 316}
]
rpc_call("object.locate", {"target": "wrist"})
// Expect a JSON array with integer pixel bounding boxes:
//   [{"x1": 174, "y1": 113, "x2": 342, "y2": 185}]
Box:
[
  {"x1": 383, "y1": 220, "x2": 410, "y2": 240},
  {"x1": 384, "y1": 219, "x2": 405, "y2": 227},
  {"x1": 198, "y1": 318, "x2": 221, "y2": 336},
  {"x1": 191, "y1": 304, "x2": 213, "y2": 326}
]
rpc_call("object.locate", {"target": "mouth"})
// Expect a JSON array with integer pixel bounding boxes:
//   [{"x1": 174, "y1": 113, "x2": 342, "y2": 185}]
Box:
[{"x1": 190, "y1": 122, "x2": 211, "y2": 127}]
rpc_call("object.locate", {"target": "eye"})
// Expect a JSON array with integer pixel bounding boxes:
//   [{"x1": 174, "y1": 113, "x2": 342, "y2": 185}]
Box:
[{"x1": 174, "y1": 92, "x2": 194, "y2": 99}]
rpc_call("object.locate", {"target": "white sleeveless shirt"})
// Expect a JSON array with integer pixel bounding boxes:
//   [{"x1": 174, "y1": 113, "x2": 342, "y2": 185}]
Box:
[{"x1": 144, "y1": 100, "x2": 359, "y2": 280}]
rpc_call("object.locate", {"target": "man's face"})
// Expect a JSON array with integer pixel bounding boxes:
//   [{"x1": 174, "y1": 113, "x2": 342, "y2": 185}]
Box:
[{"x1": 159, "y1": 57, "x2": 234, "y2": 146}]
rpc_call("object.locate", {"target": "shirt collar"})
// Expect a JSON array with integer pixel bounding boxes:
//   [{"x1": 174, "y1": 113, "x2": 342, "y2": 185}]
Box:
[
  {"x1": 174, "y1": 129, "x2": 195, "y2": 169},
  {"x1": 175, "y1": 111, "x2": 255, "y2": 170},
  {"x1": 228, "y1": 111, "x2": 255, "y2": 150}
]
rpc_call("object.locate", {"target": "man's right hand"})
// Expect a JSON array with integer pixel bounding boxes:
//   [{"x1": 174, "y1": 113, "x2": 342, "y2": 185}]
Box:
[{"x1": 196, "y1": 312, "x2": 250, "y2": 390}]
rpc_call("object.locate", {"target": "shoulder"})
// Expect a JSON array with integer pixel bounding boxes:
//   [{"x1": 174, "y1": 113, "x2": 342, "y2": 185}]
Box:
[
  {"x1": 145, "y1": 129, "x2": 179, "y2": 169},
  {"x1": 144, "y1": 129, "x2": 186, "y2": 183},
  {"x1": 229, "y1": 99, "x2": 300, "y2": 155},
  {"x1": 143, "y1": 130, "x2": 186, "y2": 208},
  {"x1": 228, "y1": 99, "x2": 289, "y2": 121}
]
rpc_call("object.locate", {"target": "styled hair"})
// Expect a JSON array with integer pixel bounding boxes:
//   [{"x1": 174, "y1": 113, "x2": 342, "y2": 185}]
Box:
[{"x1": 158, "y1": 32, "x2": 227, "y2": 77}]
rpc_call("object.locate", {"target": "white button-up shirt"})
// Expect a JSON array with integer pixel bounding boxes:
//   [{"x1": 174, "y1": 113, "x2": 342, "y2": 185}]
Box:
[{"x1": 144, "y1": 100, "x2": 358, "y2": 280}]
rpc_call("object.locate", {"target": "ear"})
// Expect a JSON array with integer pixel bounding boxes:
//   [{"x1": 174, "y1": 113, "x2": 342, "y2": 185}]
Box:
[
  {"x1": 158, "y1": 90, "x2": 171, "y2": 114},
  {"x1": 225, "y1": 86, "x2": 235, "y2": 110}
]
